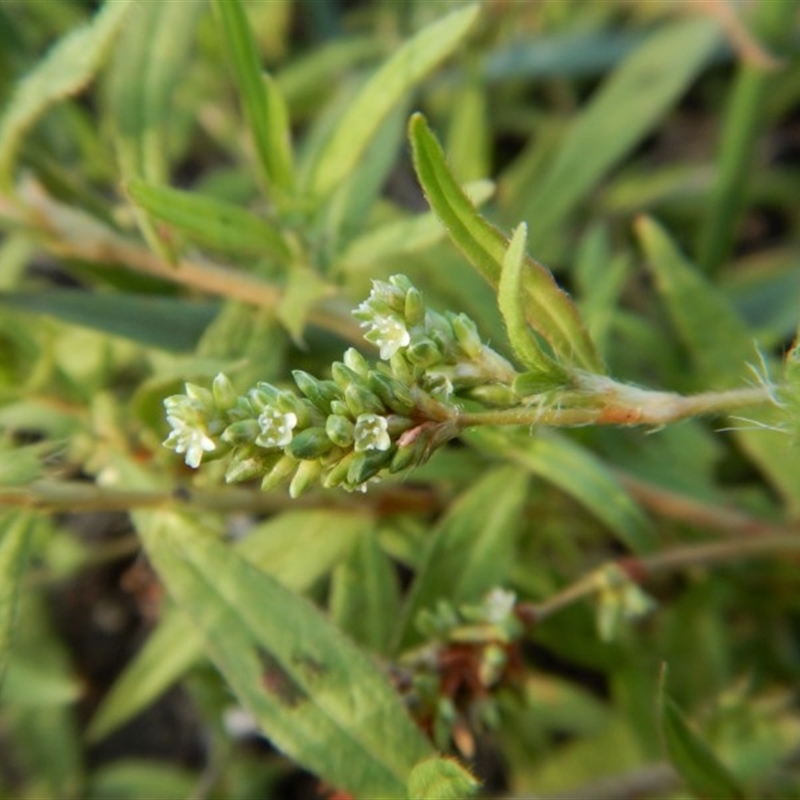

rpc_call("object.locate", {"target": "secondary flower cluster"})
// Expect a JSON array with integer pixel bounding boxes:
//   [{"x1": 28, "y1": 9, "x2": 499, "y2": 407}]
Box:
[{"x1": 163, "y1": 275, "x2": 519, "y2": 495}]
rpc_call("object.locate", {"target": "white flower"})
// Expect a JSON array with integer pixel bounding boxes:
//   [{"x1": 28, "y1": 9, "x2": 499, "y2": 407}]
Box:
[
  {"x1": 353, "y1": 413, "x2": 391, "y2": 452},
  {"x1": 163, "y1": 411, "x2": 217, "y2": 468},
  {"x1": 483, "y1": 588, "x2": 517, "y2": 625},
  {"x1": 363, "y1": 314, "x2": 411, "y2": 360},
  {"x1": 163, "y1": 391, "x2": 219, "y2": 468},
  {"x1": 256, "y1": 407, "x2": 297, "y2": 448}
]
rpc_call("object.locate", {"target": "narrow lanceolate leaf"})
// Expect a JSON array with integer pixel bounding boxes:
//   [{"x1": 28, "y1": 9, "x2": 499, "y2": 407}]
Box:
[
  {"x1": 635, "y1": 216, "x2": 753, "y2": 386},
  {"x1": 395, "y1": 467, "x2": 529, "y2": 653},
  {"x1": 409, "y1": 113, "x2": 602, "y2": 374},
  {"x1": 89, "y1": 510, "x2": 365, "y2": 742},
  {"x1": 330, "y1": 530, "x2": 400, "y2": 656},
  {"x1": 213, "y1": 0, "x2": 294, "y2": 196},
  {"x1": 636, "y1": 215, "x2": 800, "y2": 513},
  {"x1": 107, "y1": 0, "x2": 206, "y2": 262},
  {"x1": 407, "y1": 757, "x2": 481, "y2": 800},
  {"x1": 521, "y1": 19, "x2": 720, "y2": 249},
  {"x1": 499, "y1": 223, "x2": 562, "y2": 375},
  {"x1": 136, "y1": 512, "x2": 431, "y2": 798},
  {"x1": 125, "y1": 180, "x2": 292, "y2": 262},
  {"x1": 309, "y1": 5, "x2": 480, "y2": 197},
  {"x1": 467, "y1": 429, "x2": 657, "y2": 555},
  {"x1": 0, "y1": 0, "x2": 134, "y2": 189},
  {"x1": 335, "y1": 180, "x2": 495, "y2": 274},
  {"x1": 659, "y1": 674, "x2": 745, "y2": 800},
  {"x1": 0, "y1": 290, "x2": 216, "y2": 352},
  {"x1": 0, "y1": 513, "x2": 34, "y2": 690}
]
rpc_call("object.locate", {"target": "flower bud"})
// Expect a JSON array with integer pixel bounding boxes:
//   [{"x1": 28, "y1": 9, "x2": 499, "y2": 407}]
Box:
[
  {"x1": 368, "y1": 372, "x2": 416, "y2": 415},
  {"x1": 404, "y1": 287, "x2": 425, "y2": 327},
  {"x1": 287, "y1": 427, "x2": 334, "y2": 460},
  {"x1": 212, "y1": 373, "x2": 237, "y2": 410},
  {"x1": 406, "y1": 338, "x2": 442, "y2": 368},
  {"x1": 331, "y1": 362, "x2": 362, "y2": 392},
  {"x1": 289, "y1": 459, "x2": 323, "y2": 498},
  {"x1": 464, "y1": 383, "x2": 518, "y2": 407},
  {"x1": 347, "y1": 447, "x2": 393, "y2": 486},
  {"x1": 292, "y1": 370, "x2": 341, "y2": 414},
  {"x1": 260, "y1": 454, "x2": 298, "y2": 492},
  {"x1": 221, "y1": 419, "x2": 260, "y2": 445},
  {"x1": 325, "y1": 414, "x2": 354, "y2": 448},
  {"x1": 321, "y1": 452, "x2": 355, "y2": 488},
  {"x1": 225, "y1": 449, "x2": 280, "y2": 484},
  {"x1": 249, "y1": 382, "x2": 281, "y2": 412},
  {"x1": 344, "y1": 383, "x2": 385, "y2": 417},
  {"x1": 450, "y1": 313, "x2": 483, "y2": 359},
  {"x1": 343, "y1": 347, "x2": 370, "y2": 376}
]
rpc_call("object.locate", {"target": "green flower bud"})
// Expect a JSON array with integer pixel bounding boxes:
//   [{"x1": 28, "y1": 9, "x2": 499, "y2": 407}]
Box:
[
  {"x1": 212, "y1": 373, "x2": 238, "y2": 410},
  {"x1": 404, "y1": 287, "x2": 425, "y2": 326},
  {"x1": 249, "y1": 382, "x2": 281, "y2": 412},
  {"x1": 343, "y1": 347, "x2": 370, "y2": 376},
  {"x1": 465, "y1": 383, "x2": 518, "y2": 407},
  {"x1": 331, "y1": 362, "x2": 362, "y2": 392},
  {"x1": 344, "y1": 382, "x2": 385, "y2": 417},
  {"x1": 292, "y1": 370, "x2": 342, "y2": 414},
  {"x1": 287, "y1": 426, "x2": 334, "y2": 459},
  {"x1": 325, "y1": 414, "x2": 354, "y2": 448},
  {"x1": 367, "y1": 372, "x2": 416, "y2": 415},
  {"x1": 330, "y1": 399, "x2": 351, "y2": 418},
  {"x1": 260, "y1": 454, "x2": 298, "y2": 492},
  {"x1": 449, "y1": 313, "x2": 483, "y2": 359},
  {"x1": 289, "y1": 459, "x2": 323, "y2": 498},
  {"x1": 347, "y1": 447, "x2": 393, "y2": 486},
  {"x1": 321, "y1": 452, "x2": 355, "y2": 488},
  {"x1": 225, "y1": 448, "x2": 281, "y2": 484},
  {"x1": 406, "y1": 338, "x2": 442, "y2": 368},
  {"x1": 221, "y1": 419, "x2": 260, "y2": 445}
]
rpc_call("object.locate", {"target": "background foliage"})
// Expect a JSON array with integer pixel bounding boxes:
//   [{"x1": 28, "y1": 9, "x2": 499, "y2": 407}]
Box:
[{"x1": 1, "y1": 0, "x2": 799, "y2": 798}]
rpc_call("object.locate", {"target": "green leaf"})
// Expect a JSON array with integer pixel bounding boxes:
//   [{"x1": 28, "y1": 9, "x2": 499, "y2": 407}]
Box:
[
  {"x1": 635, "y1": 216, "x2": 753, "y2": 386},
  {"x1": 636, "y1": 215, "x2": 800, "y2": 513},
  {"x1": 394, "y1": 467, "x2": 529, "y2": 653},
  {"x1": 276, "y1": 266, "x2": 331, "y2": 343},
  {"x1": 0, "y1": 512, "x2": 34, "y2": 690},
  {"x1": 698, "y1": 0, "x2": 798, "y2": 275},
  {"x1": 106, "y1": 0, "x2": 204, "y2": 263},
  {"x1": 407, "y1": 757, "x2": 480, "y2": 800},
  {"x1": 335, "y1": 180, "x2": 495, "y2": 275},
  {"x1": 106, "y1": 0, "x2": 204, "y2": 184},
  {"x1": 0, "y1": 0, "x2": 134, "y2": 189},
  {"x1": 409, "y1": 112, "x2": 602, "y2": 374},
  {"x1": 520, "y1": 18, "x2": 720, "y2": 250},
  {"x1": 659, "y1": 672, "x2": 745, "y2": 800},
  {"x1": 468, "y1": 429, "x2": 657, "y2": 555},
  {"x1": 499, "y1": 222, "x2": 565, "y2": 377},
  {"x1": 125, "y1": 180, "x2": 292, "y2": 262},
  {"x1": 87, "y1": 761, "x2": 196, "y2": 800},
  {"x1": 212, "y1": 0, "x2": 294, "y2": 196},
  {"x1": 330, "y1": 529, "x2": 400, "y2": 656},
  {"x1": 88, "y1": 510, "x2": 366, "y2": 742},
  {"x1": 136, "y1": 511, "x2": 433, "y2": 798},
  {"x1": 0, "y1": 290, "x2": 217, "y2": 352},
  {"x1": 308, "y1": 5, "x2": 480, "y2": 197}
]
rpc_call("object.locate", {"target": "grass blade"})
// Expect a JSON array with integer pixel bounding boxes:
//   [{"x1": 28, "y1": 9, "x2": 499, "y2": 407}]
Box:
[
  {"x1": 521, "y1": 19, "x2": 720, "y2": 250},
  {"x1": 0, "y1": 0, "x2": 133, "y2": 189},
  {"x1": 308, "y1": 5, "x2": 480, "y2": 197},
  {"x1": 212, "y1": 0, "x2": 294, "y2": 198},
  {"x1": 125, "y1": 180, "x2": 292, "y2": 262}
]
